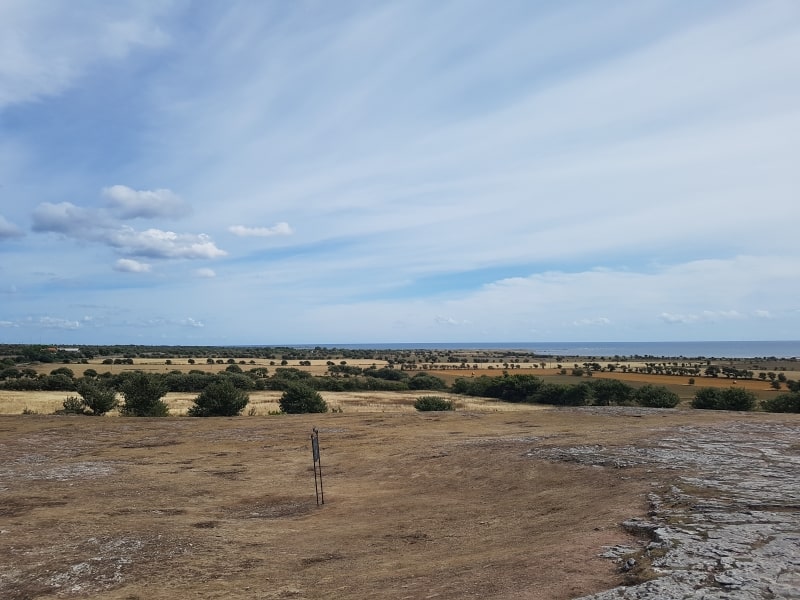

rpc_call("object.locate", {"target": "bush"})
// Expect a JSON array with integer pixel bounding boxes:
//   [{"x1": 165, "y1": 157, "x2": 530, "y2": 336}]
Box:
[
  {"x1": 691, "y1": 387, "x2": 720, "y2": 409},
  {"x1": 279, "y1": 384, "x2": 328, "y2": 414},
  {"x1": 414, "y1": 396, "x2": 454, "y2": 411},
  {"x1": 188, "y1": 380, "x2": 249, "y2": 417},
  {"x1": 716, "y1": 387, "x2": 757, "y2": 411},
  {"x1": 61, "y1": 395, "x2": 86, "y2": 415},
  {"x1": 691, "y1": 387, "x2": 756, "y2": 411},
  {"x1": 589, "y1": 379, "x2": 634, "y2": 406},
  {"x1": 77, "y1": 381, "x2": 119, "y2": 416},
  {"x1": 119, "y1": 372, "x2": 169, "y2": 417},
  {"x1": 634, "y1": 385, "x2": 680, "y2": 408},
  {"x1": 407, "y1": 372, "x2": 447, "y2": 390},
  {"x1": 761, "y1": 392, "x2": 800, "y2": 413}
]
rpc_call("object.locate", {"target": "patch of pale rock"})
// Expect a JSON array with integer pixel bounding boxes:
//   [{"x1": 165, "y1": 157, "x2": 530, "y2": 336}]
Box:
[{"x1": 524, "y1": 412, "x2": 800, "y2": 600}]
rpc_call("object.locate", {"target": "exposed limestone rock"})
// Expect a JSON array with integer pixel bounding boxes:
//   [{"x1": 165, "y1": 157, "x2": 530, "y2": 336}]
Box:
[{"x1": 527, "y1": 414, "x2": 800, "y2": 599}]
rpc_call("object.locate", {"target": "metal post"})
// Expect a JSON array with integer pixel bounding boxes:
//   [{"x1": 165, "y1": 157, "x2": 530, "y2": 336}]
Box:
[
  {"x1": 312, "y1": 427, "x2": 324, "y2": 505},
  {"x1": 311, "y1": 431, "x2": 320, "y2": 506}
]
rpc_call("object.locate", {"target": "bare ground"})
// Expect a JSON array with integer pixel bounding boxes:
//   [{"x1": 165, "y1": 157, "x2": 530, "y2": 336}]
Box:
[{"x1": 3, "y1": 404, "x2": 798, "y2": 599}]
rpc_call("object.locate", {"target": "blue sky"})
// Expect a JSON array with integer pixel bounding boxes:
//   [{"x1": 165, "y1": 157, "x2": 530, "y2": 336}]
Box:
[{"x1": 1, "y1": 0, "x2": 799, "y2": 345}]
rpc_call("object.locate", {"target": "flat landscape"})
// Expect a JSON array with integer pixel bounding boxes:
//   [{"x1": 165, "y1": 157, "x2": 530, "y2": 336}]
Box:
[
  {"x1": 3, "y1": 403, "x2": 799, "y2": 599},
  {"x1": 2, "y1": 348, "x2": 799, "y2": 598}
]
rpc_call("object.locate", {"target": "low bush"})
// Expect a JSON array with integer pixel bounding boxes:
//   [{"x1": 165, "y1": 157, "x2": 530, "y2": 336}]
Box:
[
  {"x1": 761, "y1": 392, "x2": 800, "y2": 413},
  {"x1": 279, "y1": 384, "x2": 328, "y2": 414},
  {"x1": 414, "y1": 396, "x2": 454, "y2": 411},
  {"x1": 634, "y1": 385, "x2": 680, "y2": 408},
  {"x1": 691, "y1": 387, "x2": 756, "y2": 411},
  {"x1": 188, "y1": 379, "x2": 249, "y2": 417}
]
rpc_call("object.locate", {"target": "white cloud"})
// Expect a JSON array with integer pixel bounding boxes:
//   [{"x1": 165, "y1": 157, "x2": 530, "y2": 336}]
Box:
[
  {"x1": 113, "y1": 258, "x2": 151, "y2": 273},
  {"x1": 228, "y1": 223, "x2": 293, "y2": 237},
  {"x1": 0, "y1": 320, "x2": 17, "y2": 327},
  {"x1": 194, "y1": 268, "x2": 216, "y2": 278},
  {"x1": 0, "y1": 215, "x2": 24, "y2": 239},
  {"x1": 32, "y1": 201, "x2": 226, "y2": 260},
  {"x1": 754, "y1": 310, "x2": 773, "y2": 319},
  {"x1": 107, "y1": 228, "x2": 226, "y2": 259},
  {"x1": 103, "y1": 185, "x2": 190, "y2": 219}
]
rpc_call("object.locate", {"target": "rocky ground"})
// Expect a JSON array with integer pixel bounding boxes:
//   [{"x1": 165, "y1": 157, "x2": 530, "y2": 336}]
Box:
[{"x1": 531, "y1": 408, "x2": 800, "y2": 599}]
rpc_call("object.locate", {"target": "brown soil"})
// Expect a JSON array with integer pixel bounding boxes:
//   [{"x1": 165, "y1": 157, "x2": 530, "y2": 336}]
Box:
[{"x1": 1, "y1": 406, "x2": 784, "y2": 600}]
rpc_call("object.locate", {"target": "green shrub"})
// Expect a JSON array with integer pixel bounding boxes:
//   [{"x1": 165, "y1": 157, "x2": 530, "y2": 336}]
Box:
[
  {"x1": 77, "y1": 381, "x2": 118, "y2": 416},
  {"x1": 119, "y1": 372, "x2": 169, "y2": 417},
  {"x1": 716, "y1": 387, "x2": 757, "y2": 411},
  {"x1": 61, "y1": 395, "x2": 87, "y2": 415},
  {"x1": 279, "y1": 384, "x2": 328, "y2": 414},
  {"x1": 589, "y1": 379, "x2": 634, "y2": 406},
  {"x1": 414, "y1": 396, "x2": 454, "y2": 411},
  {"x1": 407, "y1": 372, "x2": 447, "y2": 390},
  {"x1": 761, "y1": 392, "x2": 800, "y2": 413},
  {"x1": 188, "y1": 380, "x2": 249, "y2": 417},
  {"x1": 692, "y1": 387, "x2": 756, "y2": 411},
  {"x1": 634, "y1": 385, "x2": 680, "y2": 408},
  {"x1": 691, "y1": 387, "x2": 720, "y2": 409}
]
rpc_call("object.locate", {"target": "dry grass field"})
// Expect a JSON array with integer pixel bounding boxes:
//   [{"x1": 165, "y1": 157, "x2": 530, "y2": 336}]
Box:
[
  {"x1": 2, "y1": 403, "x2": 790, "y2": 600},
  {"x1": 3, "y1": 393, "x2": 799, "y2": 599},
  {"x1": 2, "y1": 354, "x2": 798, "y2": 598}
]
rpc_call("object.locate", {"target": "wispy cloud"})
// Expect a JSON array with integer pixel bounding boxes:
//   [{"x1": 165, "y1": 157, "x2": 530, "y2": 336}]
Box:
[
  {"x1": 2, "y1": 1, "x2": 800, "y2": 343},
  {"x1": 0, "y1": 1, "x2": 171, "y2": 109},
  {"x1": 228, "y1": 223, "x2": 293, "y2": 237}
]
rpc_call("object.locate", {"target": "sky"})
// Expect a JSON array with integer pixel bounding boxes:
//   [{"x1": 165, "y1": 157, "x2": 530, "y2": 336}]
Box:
[{"x1": 1, "y1": 0, "x2": 799, "y2": 345}]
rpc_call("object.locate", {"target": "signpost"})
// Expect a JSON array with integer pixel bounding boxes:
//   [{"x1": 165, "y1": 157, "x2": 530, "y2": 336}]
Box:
[{"x1": 311, "y1": 427, "x2": 324, "y2": 506}]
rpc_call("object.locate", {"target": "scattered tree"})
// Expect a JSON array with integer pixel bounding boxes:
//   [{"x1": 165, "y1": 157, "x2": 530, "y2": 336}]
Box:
[
  {"x1": 188, "y1": 379, "x2": 249, "y2": 417},
  {"x1": 77, "y1": 381, "x2": 118, "y2": 416},
  {"x1": 119, "y1": 372, "x2": 169, "y2": 417},
  {"x1": 279, "y1": 384, "x2": 328, "y2": 414}
]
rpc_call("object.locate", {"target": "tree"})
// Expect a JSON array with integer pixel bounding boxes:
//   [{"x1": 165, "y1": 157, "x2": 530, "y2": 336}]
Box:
[
  {"x1": 188, "y1": 380, "x2": 249, "y2": 417},
  {"x1": 119, "y1": 372, "x2": 169, "y2": 417},
  {"x1": 691, "y1": 387, "x2": 756, "y2": 411},
  {"x1": 761, "y1": 392, "x2": 800, "y2": 413},
  {"x1": 590, "y1": 378, "x2": 634, "y2": 406},
  {"x1": 407, "y1": 372, "x2": 447, "y2": 391},
  {"x1": 634, "y1": 385, "x2": 680, "y2": 408},
  {"x1": 716, "y1": 387, "x2": 757, "y2": 411},
  {"x1": 77, "y1": 381, "x2": 118, "y2": 416},
  {"x1": 691, "y1": 387, "x2": 721, "y2": 410},
  {"x1": 279, "y1": 384, "x2": 328, "y2": 414},
  {"x1": 50, "y1": 367, "x2": 75, "y2": 378}
]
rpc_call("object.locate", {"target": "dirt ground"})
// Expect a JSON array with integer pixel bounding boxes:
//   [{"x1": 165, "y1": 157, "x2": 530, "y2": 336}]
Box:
[{"x1": 2, "y1": 404, "x2": 795, "y2": 600}]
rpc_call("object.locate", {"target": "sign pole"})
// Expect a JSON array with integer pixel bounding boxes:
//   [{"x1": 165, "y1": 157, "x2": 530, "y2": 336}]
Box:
[
  {"x1": 311, "y1": 427, "x2": 324, "y2": 506},
  {"x1": 311, "y1": 431, "x2": 320, "y2": 506}
]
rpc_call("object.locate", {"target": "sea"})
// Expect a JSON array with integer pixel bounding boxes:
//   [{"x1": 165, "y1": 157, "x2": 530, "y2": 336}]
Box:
[{"x1": 301, "y1": 341, "x2": 800, "y2": 359}]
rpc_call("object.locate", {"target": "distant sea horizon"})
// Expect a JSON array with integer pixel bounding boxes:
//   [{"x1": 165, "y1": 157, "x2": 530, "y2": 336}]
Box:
[{"x1": 291, "y1": 341, "x2": 800, "y2": 359}]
